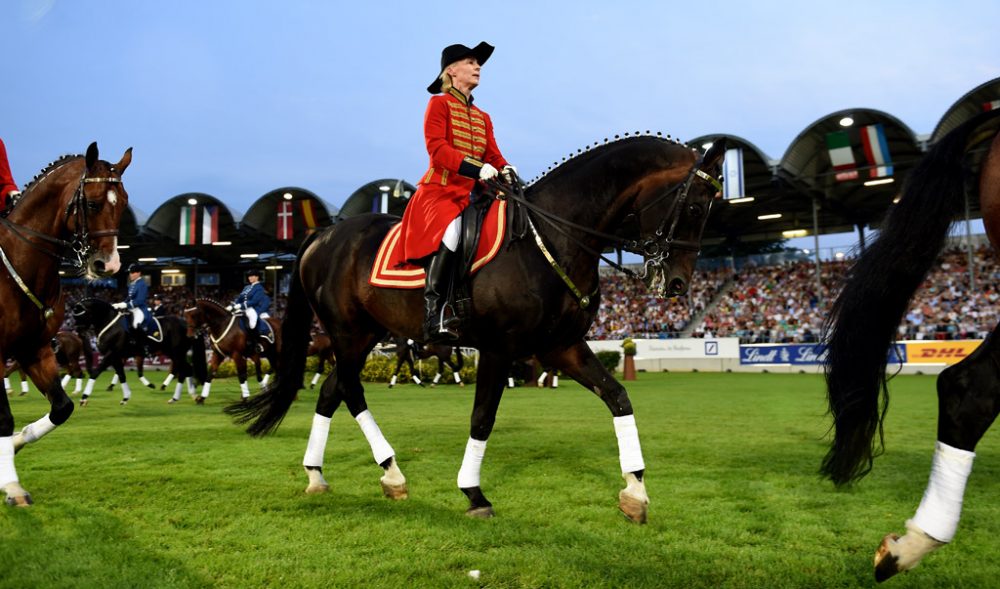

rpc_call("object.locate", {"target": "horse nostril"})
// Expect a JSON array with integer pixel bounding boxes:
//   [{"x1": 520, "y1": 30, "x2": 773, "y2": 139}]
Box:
[
  {"x1": 668, "y1": 278, "x2": 687, "y2": 296},
  {"x1": 92, "y1": 260, "x2": 106, "y2": 273}
]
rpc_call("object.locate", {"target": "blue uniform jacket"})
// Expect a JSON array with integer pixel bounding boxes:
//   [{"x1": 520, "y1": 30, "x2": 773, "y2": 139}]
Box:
[
  {"x1": 233, "y1": 282, "x2": 271, "y2": 316},
  {"x1": 126, "y1": 278, "x2": 149, "y2": 313}
]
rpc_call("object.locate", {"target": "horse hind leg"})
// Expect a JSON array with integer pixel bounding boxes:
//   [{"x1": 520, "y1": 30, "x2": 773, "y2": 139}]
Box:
[{"x1": 874, "y1": 332, "x2": 1000, "y2": 582}]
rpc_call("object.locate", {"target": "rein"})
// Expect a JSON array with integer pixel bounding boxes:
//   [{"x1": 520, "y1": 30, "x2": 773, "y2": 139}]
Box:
[{"x1": 488, "y1": 161, "x2": 721, "y2": 306}]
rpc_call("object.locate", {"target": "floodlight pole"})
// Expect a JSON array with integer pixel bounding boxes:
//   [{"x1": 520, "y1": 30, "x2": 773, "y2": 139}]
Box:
[{"x1": 812, "y1": 197, "x2": 822, "y2": 303}]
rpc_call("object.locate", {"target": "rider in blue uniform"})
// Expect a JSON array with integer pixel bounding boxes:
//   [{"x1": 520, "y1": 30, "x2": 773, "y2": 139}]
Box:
[
  {"x1": 113, "y1": 263, "x2": 158, "y2": 344},
  {"x1": 230, "y1": 268, "x2": 271, "y2": 348}
]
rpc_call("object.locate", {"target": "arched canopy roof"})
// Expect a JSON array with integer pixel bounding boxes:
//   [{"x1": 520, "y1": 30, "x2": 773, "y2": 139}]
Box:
[
  {"x1": 242, "y1": 187, "x2": 337, "y2": 240},
  {"x1": 336, "y1": 179, "x2": 416, "y2": 221},
  {"x1": 144, "y1": 193, "x2": 241, "y2": 241},
  {"x1": 932, "y1": 78, "x2": 1000, "y2": 142}
]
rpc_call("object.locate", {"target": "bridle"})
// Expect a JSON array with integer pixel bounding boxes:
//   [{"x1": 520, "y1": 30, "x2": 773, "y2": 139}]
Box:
[
  {"x1": 489, "y1": 158, "x2": 721, "y2": 306},
  {"x1": 0, "y1": 166, "x2": 122, "y2": 271}
]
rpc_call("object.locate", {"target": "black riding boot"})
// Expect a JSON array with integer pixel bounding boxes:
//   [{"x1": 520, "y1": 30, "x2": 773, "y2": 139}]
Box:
[{"x1": 423, "y1": 245, "x2": 460, "y2": 343}]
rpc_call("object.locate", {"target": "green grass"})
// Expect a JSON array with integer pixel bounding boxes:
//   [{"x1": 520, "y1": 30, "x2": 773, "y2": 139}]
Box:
[{"x1": 1, "y1": 372, "x2": 998, "y2": 588}]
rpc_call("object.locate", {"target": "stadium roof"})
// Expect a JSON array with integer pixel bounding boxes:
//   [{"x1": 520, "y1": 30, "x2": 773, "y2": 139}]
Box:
[{"x1": 97, "y1": 77, "x2": 1000, "y2": 275}]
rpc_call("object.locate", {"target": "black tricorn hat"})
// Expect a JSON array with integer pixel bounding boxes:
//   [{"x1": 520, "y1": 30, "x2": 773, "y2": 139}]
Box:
[
  {"x1": 427, "y1": 41, "x2": 494, "y2": 94},
  {"x1": 126, "y1": 263, "x2": 141, "y2": 274},
  {"x1": 246, "y1": 267, "x2": 262, "y2": 278}
]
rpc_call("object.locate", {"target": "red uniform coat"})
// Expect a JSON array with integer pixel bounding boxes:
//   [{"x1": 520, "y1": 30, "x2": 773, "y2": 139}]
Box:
[
  {"x1": 397, "y1": 88, "x2": 508, "y2": 263},
  {"x1": 0, "y1": 138, "x2": 18, "y2": 210}
]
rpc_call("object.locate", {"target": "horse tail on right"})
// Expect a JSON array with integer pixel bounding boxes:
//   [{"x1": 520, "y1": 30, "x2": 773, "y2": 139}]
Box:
[
  {"x1": 822, "y1": 109, "x2": 1000, "y2": 486},
  {"x1": 225, "y1": 231, "x2": 322, "y2": 436}
]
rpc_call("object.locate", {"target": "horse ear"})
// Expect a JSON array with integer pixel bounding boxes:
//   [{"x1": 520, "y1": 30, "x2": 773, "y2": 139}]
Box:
[
  {"x1": 116, "y1": 147, "x2": 133, "y2": 173},
  {"x1": 702, "y1": 138, "x2": 727, "y2": 169},
  {"x1": 85, "y1": 142, "x2": 99, "y2": 169}
]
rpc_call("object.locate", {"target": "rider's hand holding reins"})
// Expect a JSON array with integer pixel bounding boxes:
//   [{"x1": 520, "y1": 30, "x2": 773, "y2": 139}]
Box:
[{"x1": 479, "y1": 163, "x2": 499, "y2": 180}]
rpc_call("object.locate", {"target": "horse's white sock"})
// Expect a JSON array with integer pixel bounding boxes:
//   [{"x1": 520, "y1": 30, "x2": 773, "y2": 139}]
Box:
[
  {"x1": 311, "y1": 373, "x2": 321, "y2": 387},
  {"x1": 139, "y1": 376, "x2": 152, "y2": 387},
  {"x1": 457, "y1": 437, "x2": 487, "y2": 488},
  {"x1": 19, "y1": 414, "x2": 57, "y2": 444},
  {"x1": 912, "y1": 441, "x2": 976, "y2": 543},
  {"x1": 162, "y1": 373, "x2": 174, "y2": 387},
  {"x1": 20, "y1": 380, "x2": 28, "y2": 394},
  {"x1": 303, "y1": 413, "x2": 332, "y2": 467},
  {"x1": 355, "y1": 410, "x2": 394, "y2": 464},
  {"x1": 389, "y1": 375, "x2": 397, "y2": 387},
  {"x1": 552, "y1": 375, "x2": 559, "y2": 387},
  {"x1": 120, "y1": 382, "x2": 132, "y2": 401},
  {"x1": 240, "y1": 381, "x2": 250, "y2": 398},
  {"x1": 261, "y1": 374, "x2": 270, "y2": 387},
  {"x1": 201, "y1": 382, "x2": 211, "y2": 398},
  {"x1": 3, "y1": 378, "x2": 10, "y2": 391},
  {"x1": 537, "y1": 371, "x2": 548, "y2": 386},
  {"x1": 613, "y1": 414, "x2": 646, "y2": 473},
  {"x1": 111, "y1": 373, "x2": 120, "y2": 386},
  {"x1": 411, "y1": 375, "x2": 421, "y2": 385},
  {"x1": 74, "y1": 378, "x2": 82, "y2": 393},
  {"x1": 454, "y1": 372, "x2": 462, "y2": 384},
  {"x1": 186, "y1": 377, "x2": 195, "y2": 396},
  {"x1": 61, "y1": 374, "x2": 71, "y2": 388},
  {"x1": 0, "y1": 436, "x2": 18, "y2": 486},
  {"x1": 83, "y1": 379, "x2": 96, "y2": 398},
  {"x1": 433, "y1": 373, "x2": 442, "y2": 384},
  {"x1": 172, "y1": 383, "x2": 182, "y2": 401},
  {"x1": 508, "y1": 377, "x2": 515, "y2": 388}
]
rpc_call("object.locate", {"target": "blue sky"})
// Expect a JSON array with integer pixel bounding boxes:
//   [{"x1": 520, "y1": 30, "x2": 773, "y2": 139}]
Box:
[{"x1": 4, "y1": 0, "x2": 999, "y2": 252}]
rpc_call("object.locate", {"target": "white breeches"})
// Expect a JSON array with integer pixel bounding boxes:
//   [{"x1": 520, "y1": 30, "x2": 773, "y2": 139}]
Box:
[
  {"x1": 442, "y1": 216, "x2": 461, "y2": 252},
  {"x1": 131, "y1": 308, "x2": 143, "y2": 328},
  {"x1": 246, "y1": 307, "x2": 258, "y2": 329}
]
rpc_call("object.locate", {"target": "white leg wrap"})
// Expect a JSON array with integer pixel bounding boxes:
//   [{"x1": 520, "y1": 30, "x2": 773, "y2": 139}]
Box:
[
  {"x1": 454, "y1": 372, "x2": 462, "y2": 384},
  {"x1": 139, "y1": 376, "x2": 152, "y2": 387},
  {"x1": 240, "y1": 381, "x2": 251, "y2": 397},
  {"x1": 911, "y1": 441, "x2": 976, "y2": 543},
  {"x1": 303, "y1": 413, "x2": 332, "y2": 467},
  {"x1": 433, "y1": 373, "x2": 442, "y2": 384},
  {"x1": 261, "y1": 374, "x2": 270, "y2": 387},
  {"x1": 3, "y1": 378, "x2": 10, "y2": 391},
  {"x1": 311, "y1": 373, "x2": 321, "y2": 386},
  {"x1": 186, "y1": 377, "x2": 195, "y2": 397},
  {"x1": 613, "y1": 414, "x2": 646, "y2": 474},
  {"x1": 411, "y1": 375, "x2": 421, "y2": 385},
  {"x1": 61, "y1": 374, "x2": 71, "y2": 388},
  {"x1": 0, "y1": 436, "x2": 18, "y2": 486},
  {"x1": 111, "y1": 373, "x2": 120, "y2": 386},
  {"x1": 20, "y1": 380, "x2": 29, "y2": 393},
  {"x1": 201, "y1": 382, "x2": 211, "y2": 398},
  {"x1": 74, "y1": 378, "x2": 82, "y2": 393},
  {"x1": 457, "y1": 437, "x2": 487, "y2": 488},
  {"x1": 537, "y1": 372, "x2": 548, "y2": 386},
  {"x1": 83, "y1": 379, "x2": 96, "y2": 398},
  {"x1": 508, "y1": 377, "x2": 515, "y2": 388},
  {"x1": 355, "y1": 410, "x2": 394, "y2": 465},
  {"x1": 552, "y1": 376, "x2": 559, "y2": 387},
  {"x1": 120, "y1": 382, "x2": 132, "y2": 400},
  {"x1": 162, "y1": 373, "x2": 174, "y2": 387},
  {"x1": 172, "y1": 383, "x2": 183, "y2": 401},
  {"x1": 389, "y1": 375, "x2": 397, "y2": 387},
  {"x1": 18, "y1": 414, "x2": 57, "y2": 445}
]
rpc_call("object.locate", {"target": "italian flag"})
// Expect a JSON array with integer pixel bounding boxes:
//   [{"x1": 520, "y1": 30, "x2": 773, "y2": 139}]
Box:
[
  {"x1": 179, "y1": 205, "x2": 197, "y2": 245},
  {"x1": 202, "y1": 205, "x2": 219, "y2": 244},
  {"x1": 826, "y1": 130, "x2": 858, "y2": 181}
]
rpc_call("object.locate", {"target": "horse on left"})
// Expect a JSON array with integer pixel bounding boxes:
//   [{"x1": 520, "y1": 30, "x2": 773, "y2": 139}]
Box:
[{"x1": 0, "y1": 143, "x2": 132, "y2": 506}]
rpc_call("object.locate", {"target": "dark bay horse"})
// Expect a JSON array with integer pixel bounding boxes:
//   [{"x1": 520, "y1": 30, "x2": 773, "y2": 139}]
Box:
[
  {"x1": 307, "y1": 332, "x2": 336, "y2": 389},
  {"x1": 184, "y1": 299, "x2": 281, "y2": 402},
  {"x1": 228, "y1": 135, "x2": 725, "y2": 521},
  {"x1": 388, "y1": 336, "x2": 464, "y2": 388},
  {"x1": 1, "y1": 144, "x2": 131, "y2": 506},
  {"x1": 823, "y1": 109, "x2": 1000, "y2": 581},
  {"x1": 72, "y1": 298, "x2": 193, "y2": 406},
  {"x1": 53, "y1": 331, "x2": 91, "y2": 394}
]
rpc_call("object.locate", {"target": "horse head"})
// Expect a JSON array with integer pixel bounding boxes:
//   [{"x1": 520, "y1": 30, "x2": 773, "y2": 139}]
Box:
[
  {"x1": 14, "y1": 143, "x2": 133, "y2": 279},
  {"x1": 72, "y1": 297, "x2": 115, "y2": 329},
  {"x1": 184, "y1": 299, "x2": 228, "y2": 338}
]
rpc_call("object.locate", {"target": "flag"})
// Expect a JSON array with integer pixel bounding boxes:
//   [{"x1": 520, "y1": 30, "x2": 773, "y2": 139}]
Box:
[
  {"x1": 277, "y1": 200, "x2": 294, "y2": 240},
  {"x1": 722, "y1": 147, "x2": 744, "y2": 200},
  {"x1": 201, "y1": 205, "x2": 219, "y2": 244},
  {"x1": 179, "y1": 205, "x2": 197, "y2": 245},
  {"x1": 300, "y1": 199, "x2": 318, "y2": 233},
  {"x1": 983, "y1": 100, "x2": 1000, "y2": 112},
  {"x1": 826, "y1": 130, "x2": 858, "y2": 181},
  {"x1": 860, "y1": 123, "x2": 893, "y2": 178}
]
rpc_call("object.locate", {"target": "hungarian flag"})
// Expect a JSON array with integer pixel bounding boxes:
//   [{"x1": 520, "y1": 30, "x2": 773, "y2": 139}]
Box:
[
  {"x1": 983, "y1": 100, "x2": 1000, "y2": 112},
  {"x1": 277, "y1": 200, "x2": 294, "y2": 240},
  {"x1": 300, "y1": 199, "x2": 319, "y2": 233},
  {"x1": 202, "y1": 205, "x2": 219, "y2": 244},
  {"x1": 826, "y1": 131, "x2": 858, "y2": 181},
  {"x1": 860, "y1": 124, "x2": 893, "y2": 178},
  {"x1": 179, "y1": 205, "x2": 197, "y2": 245}
]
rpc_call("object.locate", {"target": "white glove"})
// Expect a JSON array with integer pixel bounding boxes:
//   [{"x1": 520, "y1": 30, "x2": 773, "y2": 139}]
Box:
[
  {"x1": 502, "y1": 165, "x2": 517, "y2": 183},
  {"x1": 225, "y1": 304, "x2": 235, "y2": 312},
  {"x1": 7, "y1": 190, "x2": 20, "y2": 200},
  {"x1": 112, "y1": 302, "x2": 127, "y2": 310},
  {"x1": 479, "y1": 163, "x2": 498, "y2": 181}
]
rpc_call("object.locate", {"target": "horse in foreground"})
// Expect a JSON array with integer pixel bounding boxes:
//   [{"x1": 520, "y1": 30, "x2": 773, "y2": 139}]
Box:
[
  {"x1": 227, "y1": 135, "x2": 725, "y2": 522},
  {"x1": 823, "y1": 109, "x2": 1000, "y2": 581},
  {"x1": 0, "y1": 144, "x2": 131, "y2": 506}
]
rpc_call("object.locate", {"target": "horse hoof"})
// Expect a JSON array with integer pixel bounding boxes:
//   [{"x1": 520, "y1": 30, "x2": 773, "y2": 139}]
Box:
[
  {"x1": 120, "y1": 399, "x2": 128, "y2": 406},
  {"x1": 79, "y1": 398, "x2": 89, "y2": 407},
  {"x1": 465, "y1": 506, "x2": 494, "y2": 519},
  {"x1": 146, "y1": 383, "x2": 155, "y2": 389},
  {"x1": 619, "y1": 492, "x2": 648, "y2": 524},
  {"x1": 105, "y1": 385, "x2": 114, "y2": 392},
  {"x1": 874, "y1": 534, "x2": 902, "y2": 582},
  {"x1": 380, "y1": 480, "x2": 409, "y2": 501},
  {"x1": 4, "y1": 484, "x2": 33, "y2": 508},
  {"x1": 305, "y1": 483, "x2": 330, "y2": 495},
  {"x1": 195, "y1": 396, "x2": 205, "y2": 405},
  {"x1": 167, "y1": 398, "x2": 177, "y2": 404}
]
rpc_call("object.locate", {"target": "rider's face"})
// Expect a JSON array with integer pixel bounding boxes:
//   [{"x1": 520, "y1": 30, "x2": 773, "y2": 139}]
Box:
[{"x1": 447, "y1": 57, "x2": 480, "y2": 93}]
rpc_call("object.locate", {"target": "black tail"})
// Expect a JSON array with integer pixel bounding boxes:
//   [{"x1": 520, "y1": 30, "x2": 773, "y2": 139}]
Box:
[
  {"x1": 191, "y1": 334, "x2": 208, "y2": 384},
  {"x1": 822, "y1": 109, "x2": 1000, "y2": 486},
  {"x1": 224, "y1": 231, "x2": 321, "y2": 436}
]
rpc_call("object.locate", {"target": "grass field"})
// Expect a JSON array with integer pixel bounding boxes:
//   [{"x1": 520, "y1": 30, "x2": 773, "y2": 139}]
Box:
[{"x1": 1, "y1": 371, "x2": 998, "y2": 588}]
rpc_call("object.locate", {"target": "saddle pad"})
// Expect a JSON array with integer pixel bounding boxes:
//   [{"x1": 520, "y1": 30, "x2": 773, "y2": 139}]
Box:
[{"x1": 369, "y1": 199, "x2": 507, "y2": 289}]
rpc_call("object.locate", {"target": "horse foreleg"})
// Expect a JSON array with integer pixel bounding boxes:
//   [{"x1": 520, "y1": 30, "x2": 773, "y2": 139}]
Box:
[
  {"x1": 136, "y1": 354, "x2": 154, "y2": 389},
  {"x1": 197, "y1": 352, "x2": 222, "y2": 404},
  {"x1": 0, "y1": 355, "x2": 30, "y2": 506},
  {"x1": 458, "y1": 351, "x2": 509, "y2": 518},
  {"x1": 81, "y1": 353, "x2": 116, "y2": 405},
  {"x1": 303, "y1": 372, "x2": 342, "y2": 494},
  {"x1": 873, "y1": 335, "x2": 1000, "y2": 582},
  {"x1": 542, "y1": 341, "x2": 648, "y2": 524},
  {"x1": 115, "y1": 360, "x2": 131, "y2": 406},
  {"x1": 13, "y1": 347, "x2": 73, "y2": 454}
]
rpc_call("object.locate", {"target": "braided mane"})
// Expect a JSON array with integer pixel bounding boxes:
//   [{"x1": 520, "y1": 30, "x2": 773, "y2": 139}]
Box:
[{"x1": 527, "y1": 131, "x2": 690, "y2": 186}]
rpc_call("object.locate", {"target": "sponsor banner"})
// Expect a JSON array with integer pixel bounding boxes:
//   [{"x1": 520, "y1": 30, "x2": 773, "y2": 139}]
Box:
[
  {"x1": 587, "y1": 338, "x2": 740, "y2": 359},
  {"x1": 739, "y1": 344, "x2": 907, "y2": 365},
  {"x1": 905, "y1": 341, "x2": 983, "y2": 365}
]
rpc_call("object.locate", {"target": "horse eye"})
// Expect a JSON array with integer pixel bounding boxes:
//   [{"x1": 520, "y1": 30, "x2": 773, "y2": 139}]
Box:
[
  {"x1": 688, "y1": 203, "x2": 704, "y2": 217},
  {"x1": 87, "y1": 200, "x2": 102, "y2": 213}
]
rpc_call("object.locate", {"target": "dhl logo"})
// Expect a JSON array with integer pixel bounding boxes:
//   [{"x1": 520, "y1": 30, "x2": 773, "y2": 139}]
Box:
[
  {"x1": 906, "y1": 341, "x2": 984, "y2": 364},
  {"x1": 917, "y1": 348, "x2": 969, "y2": 359}
]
